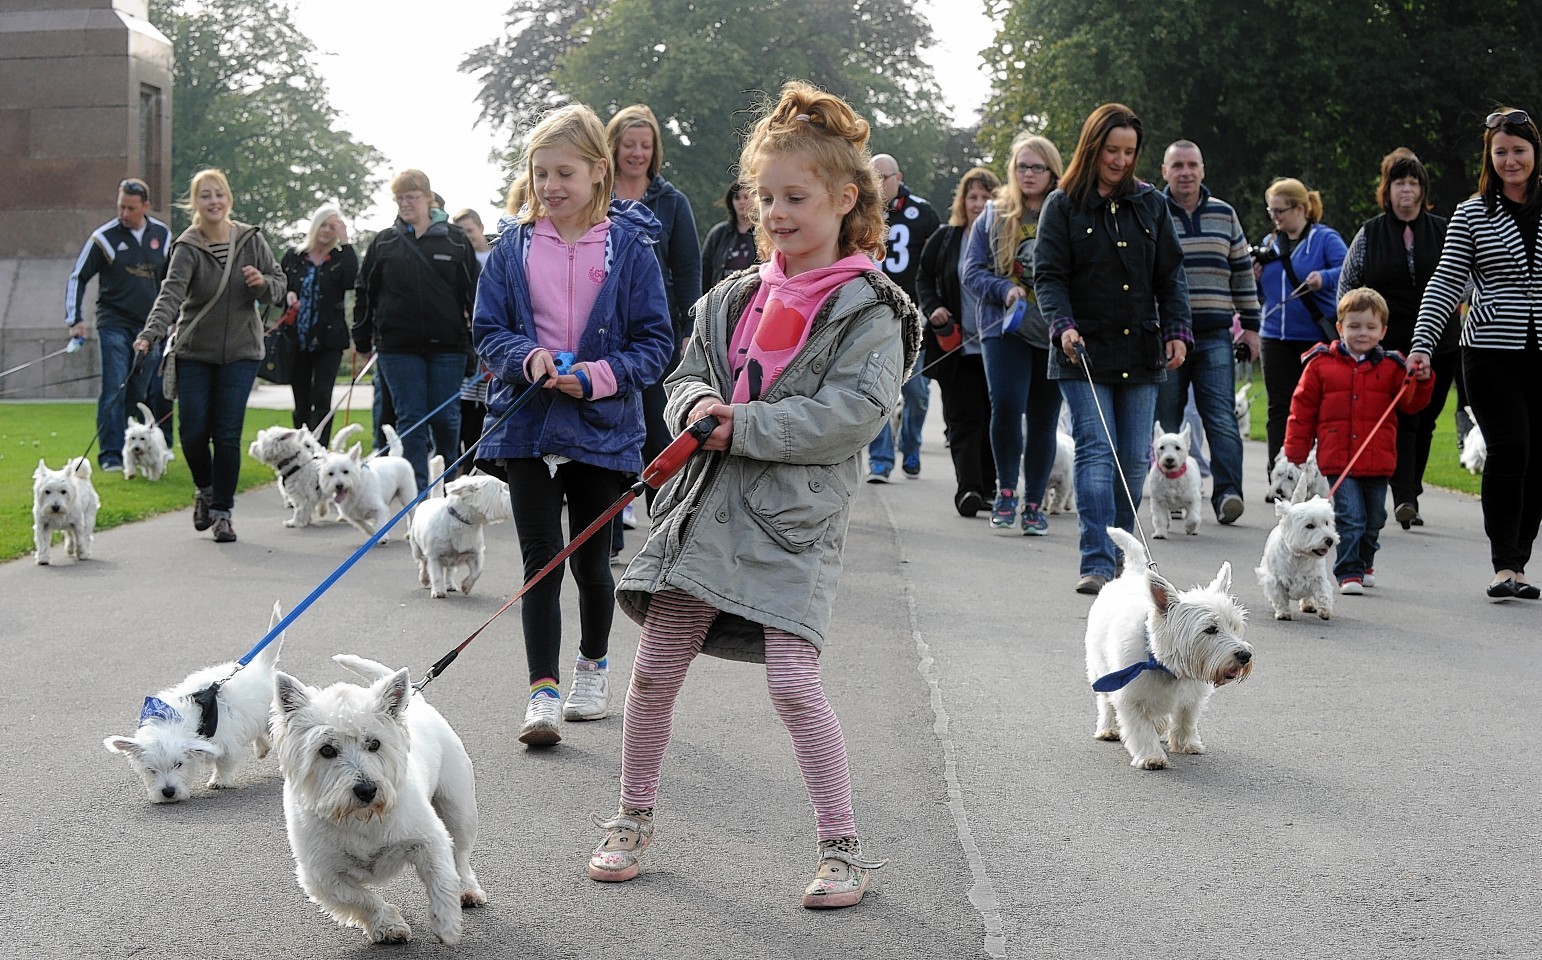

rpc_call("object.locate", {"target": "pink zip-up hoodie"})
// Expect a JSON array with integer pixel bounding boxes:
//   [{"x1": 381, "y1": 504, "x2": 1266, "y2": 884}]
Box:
[{"x1": 520, "y1": 217, "x2": 618, "y2": 397}]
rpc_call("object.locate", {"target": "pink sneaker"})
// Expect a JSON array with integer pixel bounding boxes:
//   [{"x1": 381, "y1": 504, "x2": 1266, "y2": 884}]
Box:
[
  {"x1": 801, "y1": 837, "x2": 886, "y2": 909},
  {"x1": 587, "y1": 808, "x2": 654, "y2": 882}
]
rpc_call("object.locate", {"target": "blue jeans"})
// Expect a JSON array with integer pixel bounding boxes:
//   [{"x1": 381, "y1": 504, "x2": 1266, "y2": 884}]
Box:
[
  {"x1": 1156, "y1": 329, "x2": 1243, "y2": 512},
  {"x1": 1059, "y1": 379, "x2": 1158, "y2": 579},
  {"x1": 981, "y1": 336, "x2": 1061, "y2": 502},
  {"x1": 376, "y1": 351, "x2": 463, "y2": 492},
  {"x1": 1330, "y1": 475, "x2": 1387, "y2": 582},
  {"x1": 371, "y1": 367, "x2": 395, "y2": 452},
  {"x1": 176, "y1": 358, "x2": 259, "y2": 515},
  {"x1": 96, "y1": 325, "x2": 161, "y2": 465},
  {"x1": 868, "y1": 355, "x2": 929, "y2": 472}
]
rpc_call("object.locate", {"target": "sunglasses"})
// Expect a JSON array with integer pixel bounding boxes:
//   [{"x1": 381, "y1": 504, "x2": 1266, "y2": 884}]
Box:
[
  {"x1": 1486, "y1": 110, "x2": 1531, "y2": 129},
  {"x1": 119, "y1": 179, "x2": 148, "y2": 199}
]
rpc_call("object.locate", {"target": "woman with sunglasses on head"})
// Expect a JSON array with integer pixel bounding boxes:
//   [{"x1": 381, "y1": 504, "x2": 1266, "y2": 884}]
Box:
[
  {"x1": 1254, "y1": 177, "x2": 1348, "y2": 473},
  {"x1": 1412, "y1": 107, "x2": 1542, "y2": 600},
  {"x1": 1034, "y1": 104, "x2": 1192, "y2": 595}
]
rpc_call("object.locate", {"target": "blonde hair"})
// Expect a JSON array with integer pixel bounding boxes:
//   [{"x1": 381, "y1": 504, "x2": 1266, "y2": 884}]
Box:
[
  {"x1": 1337, "y1": 286, "x2": 1389, "y2": 325},
  {"x1": 184, "y1": 168, "x2": 233, "y2": 233},
  {"x1": 738, "y1": 80, "x2": 885, "y2": 261},
  {"x1": 993, "y1": 133, "x2": 1063, "y2": 276},
  {"x1": 606, "y1": 104, "x2": 663, "y2": 180},
  {"x1": 303, "y1": 204, "x2": 344, "y2": 253},
  {"x1": 389, "y1": 169, "x2": 432, "y2": 199},
  {"x1": 503, "y1": 178, "x2": 528, "y2": 215},
  {"x1": 948, "y1": 166, "x2": 1001, "y2": 227},
  {"x1": 1266, "y1": 177, "x2": 1324, "y2": 223},
  {"x1": 516, "y1": 104, "x2": 614, "y2": 228}
]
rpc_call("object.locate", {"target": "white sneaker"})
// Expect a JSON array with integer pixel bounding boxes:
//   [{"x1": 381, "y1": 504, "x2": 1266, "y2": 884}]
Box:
[
  {"x1": 519, "y1": 695, "x2": 562, "y2": 745},
  {"x1": 1339, "y1": 579, "x2": 1365, "y2": 596},
  {"x1": 564, "y1": 659, "x2": 609, "y2": 721},
  {"x1": 621, "y1": 503, "x2": 637, "y2": 529}
]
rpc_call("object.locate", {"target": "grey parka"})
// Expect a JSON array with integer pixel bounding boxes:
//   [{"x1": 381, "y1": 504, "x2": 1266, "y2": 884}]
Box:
[
  {"x1": 139, "y1": 221, "x2": 286, "y2": 364},
  {"x1": 616, "y1": 267, "x2": 922, "y2": 662}
]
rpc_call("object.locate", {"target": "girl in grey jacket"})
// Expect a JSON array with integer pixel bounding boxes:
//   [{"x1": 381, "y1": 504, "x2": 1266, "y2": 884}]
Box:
[{"x1": 589, "y1": 82, "x2": 921, "y2": 910}]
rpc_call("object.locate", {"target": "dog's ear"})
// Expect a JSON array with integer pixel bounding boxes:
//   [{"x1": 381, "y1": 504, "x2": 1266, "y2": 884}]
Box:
[
  {"x1": 1209, "y1": 561, "x2": 1233, "y2": 595},
  {"x1": 349, "y1": 443, "x2": 362, "y2": 463},
  {"x1": 374, "y1": 669, "x2": 411, "y2": 719},
  {"x1": 274, "y1": 672, "x2": 312, "y2": 715},
  {"x1": 186, "y1": 739, "x2": 222, "y2": 759},
  {"x1": 1147, "y1": 570, "x2": 1179, "y2": 614},
  {"x1": 104, "y1": 735, "x2": 143, "y2": 758},
  {"x1": 1151, "y1": 422, "x2": 1163, "y2": 445},
  {"x1": 1179, "y1": 422, "x2": 1192, "y2": 445}
]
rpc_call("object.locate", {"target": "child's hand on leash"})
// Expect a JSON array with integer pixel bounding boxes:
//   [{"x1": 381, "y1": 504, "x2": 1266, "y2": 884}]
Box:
[
  {"x1": 529, "y1": 349, "x2": 560, "y2": 386},
  {"x1": 688, "y1": 398, "x2": 734, "y2": 451},
  {"x1": 551, "y1": 362, "x2": 591, "y2": 398}
]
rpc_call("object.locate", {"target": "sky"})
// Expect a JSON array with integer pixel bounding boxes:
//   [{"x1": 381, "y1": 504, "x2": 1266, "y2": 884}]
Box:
[{"x1": 289, "y1": 0, "x2": 998, "y2": 231}]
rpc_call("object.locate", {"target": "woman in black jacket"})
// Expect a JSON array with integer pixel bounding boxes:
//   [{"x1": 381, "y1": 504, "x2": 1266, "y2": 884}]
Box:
[
  {"x1": 1338, "y1": 148, "x2": 1459, "y2": 530},
  {"x1": 917, "y1": 166, "x2": 999, "y2": 516},
  {"x1": 281, "y1": 204, "x2": 358, "y2": 446},
  {"x1": 1035, "y1": 103, "x2": 1192, "y2": 594},
  {"x1": 700, "y1": 181, "x2": 758, "y2": 286}
]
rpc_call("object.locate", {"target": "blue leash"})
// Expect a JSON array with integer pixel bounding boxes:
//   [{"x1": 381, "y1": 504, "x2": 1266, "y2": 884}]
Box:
[
  {"x1": 365, "y1": 387, "x2": 463, "y2": 459},
  {"x1": 232, "y1": 374, "x2": 549, "y2": 669}
]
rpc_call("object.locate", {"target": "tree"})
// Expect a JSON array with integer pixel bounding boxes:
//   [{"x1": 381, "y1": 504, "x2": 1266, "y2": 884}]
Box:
[
  {"x1": 979, "y1": 0, "x2": 1542, "y2": 242},
  {"x1": 462, "y1": 0, "x2": 969, "y2": 236},
  {"x1": 149, "y1": 0, "x2": 386, "y2": 240}
]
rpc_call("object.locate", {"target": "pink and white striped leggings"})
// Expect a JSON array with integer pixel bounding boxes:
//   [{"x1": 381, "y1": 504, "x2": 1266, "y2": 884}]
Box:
[{"x1": 621, "y1": 589, "x2": 856, "y2": 839}]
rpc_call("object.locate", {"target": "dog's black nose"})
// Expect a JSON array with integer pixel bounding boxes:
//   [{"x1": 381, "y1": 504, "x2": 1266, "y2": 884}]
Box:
[
  {"x1": 162, "y1": 786, "x2": 177, "y2": 798},
  {"x1": 353, "y1": 781, "x2": 377, "y2": 803},
  {"x1": 1236, "y1": 649, "x2": 1253, "y2": 664}
]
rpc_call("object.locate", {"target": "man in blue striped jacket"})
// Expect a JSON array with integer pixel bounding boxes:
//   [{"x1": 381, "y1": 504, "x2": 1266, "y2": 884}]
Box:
[{"x1": 1156, "y1": 140, "x2": 1261, "y2": 524}]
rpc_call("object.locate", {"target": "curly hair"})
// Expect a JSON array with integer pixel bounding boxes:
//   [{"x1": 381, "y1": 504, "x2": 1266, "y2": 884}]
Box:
[{"x1": 738, "y1": 81, "x2": 886, "y2": 261}]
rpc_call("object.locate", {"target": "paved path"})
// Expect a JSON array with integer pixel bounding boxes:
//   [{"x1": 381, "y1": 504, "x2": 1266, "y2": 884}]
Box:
[{"x1": 3, "y1": 384, "x2": 1538, "y2": 959}]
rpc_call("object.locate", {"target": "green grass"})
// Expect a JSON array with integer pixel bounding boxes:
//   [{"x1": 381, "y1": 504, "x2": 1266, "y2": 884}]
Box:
[
  {"x1": 1, "y1": 403, "x2": 373, "y2": 561},
  {"x1": 1240, "y1": 367, "x2": 1478, "y2": 496}
]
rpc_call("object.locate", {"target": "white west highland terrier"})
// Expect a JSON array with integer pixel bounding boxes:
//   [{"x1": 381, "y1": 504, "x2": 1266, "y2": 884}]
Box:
[
  {"x1": 1146, "y1": 422, "x2": 1203, "y2": 538},
  {"x1": 122, "y1": 402, "x2": 170, "y2": 481},
  {"x1": 1256, "y1": 469, "x2": 1340, "y2": 621},
  {"x1": 1044, "y1": 430, "x2": 1077, "y2": 515},
  {"x1": 33, "y1": 456, "x2": 100, "y2": 565},
  {"x1": 410, "y1": 473, "x2": 512, "y2": 598},
  {"x1": 273, "y1": 655, "x2": 485, "y2": 945},
  {"x1": 319, "y1": 424, "x2": 417, "y2": 541},
  {"x1": 1266, "y1": 444, "x2": 1329, "y2": 503},
  {"x1": 1460, "y1": 406, "x2": 1487, "y2": 475},
  {"x1": 1085, "y1": 528, "x2": 1253, "y2": 770},
  {"x1": 104, "y1": 603, "x2": 285, "y2": 802},
  {"x1": 1234, "y1": 382, "x2": 1252, "y2": 437},
  {"x1": 248, "y1": 424, "x2": 329, "y2": 527}
]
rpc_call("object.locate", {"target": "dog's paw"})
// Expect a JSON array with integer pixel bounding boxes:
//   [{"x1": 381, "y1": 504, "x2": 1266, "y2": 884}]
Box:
[
  {"x1": 283, "y1": 518, "x2": 300, "y2": 528},
  {"x1": 368, "y1": 914, "x2": 413, "y2": 944},
  {"x1": 1152, "y1": 529, "x2": 1168, "y2": 540},
  {"x1": 1133, "y1": 755, "x2": 1170, "y2": 770},
  {"x1": 1317, "y1": 608, "x2": 1332, "y2": 621},
  {"x1": 431, "y1": 589, "x2": 447, "y2": 599},
  {"x1": 432, "y1": 922, "x2": 462, "y2": 946},
  {"x1": 1299, "y1": 598, "x2": 1316, "y2": 613},
  {"x1": 461, "y1": 886, "x2": 487, "y2": 908},
  {"x1": 206, "y1": 775, "x2": 229, "y2": 789},
  {"x1": 1168, "y1": 738, "x2": 1205, "y2": 755},
  {"x1": 1093, "y1": 728, "x2": 1121, "y2": 741},
  {"x1": 1273, "y1": 610, "x2": 1292, "y2": 620}
]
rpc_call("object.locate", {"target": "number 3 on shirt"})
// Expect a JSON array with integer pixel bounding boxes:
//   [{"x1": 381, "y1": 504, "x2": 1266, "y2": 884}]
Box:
[{"x1": 885, "y1": 223, "x2": 911, "y2": 275}]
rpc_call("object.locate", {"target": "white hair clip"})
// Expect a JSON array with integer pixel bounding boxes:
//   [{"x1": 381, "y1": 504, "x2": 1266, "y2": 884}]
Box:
[{"x1": 795, "y1": 113, "x2": 812, "y2": 122}]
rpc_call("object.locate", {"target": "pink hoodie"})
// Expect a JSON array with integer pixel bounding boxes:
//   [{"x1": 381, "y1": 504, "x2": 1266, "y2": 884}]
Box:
[{"x1": 521, "y1": 217, "x2": 618, "y2": 398}]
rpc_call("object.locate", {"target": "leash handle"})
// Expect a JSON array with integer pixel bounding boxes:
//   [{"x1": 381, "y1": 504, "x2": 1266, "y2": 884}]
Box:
[
  {"x1": 642, "y1": 415, "x2": 719, "y2": 488},
  {"x1": 1326, "y1": 377, "x2": 1412, "y2": 499}
]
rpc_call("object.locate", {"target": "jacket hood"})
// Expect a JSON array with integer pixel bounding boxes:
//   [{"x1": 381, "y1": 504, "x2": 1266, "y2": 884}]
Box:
[
  {"x1": 606, "y1": 198, "x2": 662, "y2": 242},
  {"x1": 394, "y1": 217, "x2": 451, "y2": 239},
  {"x1": 640, "y1": 175, "x2": 679, "y2": 205}
]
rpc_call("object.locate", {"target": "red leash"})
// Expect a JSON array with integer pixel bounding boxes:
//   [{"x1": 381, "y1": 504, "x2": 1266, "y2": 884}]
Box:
[
  {"x1": 1326, "y1": 377, "x2": 1413, "y2": 498},
  {"x1": 413, "y1": 413, "x2": 721, "y2": 693}
]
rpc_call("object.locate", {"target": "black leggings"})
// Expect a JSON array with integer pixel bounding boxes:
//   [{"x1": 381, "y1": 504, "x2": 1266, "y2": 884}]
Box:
[
  {"x1": 290, "y1": 349, "x2": 343, "y2": 446},
  {"x1": 1262, "y1": 337, "x2": 1322, "y2": 467},
  {"x1": 1463, "y1": 346, "x2": 1542, "y2": 573},
  {"x1": 505, "y1": 457, "x2": 627, "y2": 685}
]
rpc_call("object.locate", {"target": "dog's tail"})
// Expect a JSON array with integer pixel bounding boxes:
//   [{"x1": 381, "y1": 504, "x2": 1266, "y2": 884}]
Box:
[
  {"x1": 68, "y1": 456, "x2": 93, "y2": 479},
  {"x1": 382, "y1": 423, "x2": 403, "y2": 458},
  {"x1": 252, "y1": 601, "x2": 286, "y2": 667},
  {"x1": 135, "y1": 401, "x2": 155, "y2": 425},
  {"x1": 1106, "y1": 526, "x2": 1148, "y2": 575},
  {"x1": 428, "y1": 455, "x2": 446, "y2": 498},
  {"x1": 332, "y1": 653, "x2": 399, "y2": 682},
  {"x1": 330, "y1": 422, "x2": 363, "y2": 452}
]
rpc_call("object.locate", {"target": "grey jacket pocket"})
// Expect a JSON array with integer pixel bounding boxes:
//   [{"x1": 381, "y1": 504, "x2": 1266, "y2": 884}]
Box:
[
  {"x1": 743, "y1": 462, "x2": 848, "y2": 553},
  {"x1": 856, "y1": 349, "x2": 899, "y2": 406}
]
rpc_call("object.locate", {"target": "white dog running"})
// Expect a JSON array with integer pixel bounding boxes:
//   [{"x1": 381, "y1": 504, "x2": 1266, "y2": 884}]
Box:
[
  {"x1": 410, "y1": 473, "x2": 513, "y2": 598},
  {"x1": 122, "y1": 402, "x2": 171, "y2": 480},
  {"x1": 33, "y1": 456, "x2": 100, "y2": 565},
  {"x1": 1256, "y1": 468, "x2": 1340, "y2": 621},
  {"x1": 319, "y1": 424, "x2": 417, "y2": 541},
  {"x1": 1085, "y1": 528, "x2": 1254, "y2": 770},
  {"x1": 104, "y1": 603, "x2": 285, "y2": 802},
  {"x1": 248, "y1": 424, "x2": 329, "y2": 527},
  {"x1": 1145, "y1": 422, "x2": 1203, "y2": 538},
  {"x1": 273, "y1": 655, "x2": 485, "y2": 945}
]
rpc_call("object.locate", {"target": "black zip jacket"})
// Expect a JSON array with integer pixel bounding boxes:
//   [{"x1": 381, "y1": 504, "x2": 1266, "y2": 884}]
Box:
[
  {"x1": 282, "y1": 244, "x2": 358, "y2": 353},
  {"x1": 353, "y1": 219, "x2": 479, "y2": 355},
  {"x1": 66, "y1": 217, "x2": 172, "y2": 330}
]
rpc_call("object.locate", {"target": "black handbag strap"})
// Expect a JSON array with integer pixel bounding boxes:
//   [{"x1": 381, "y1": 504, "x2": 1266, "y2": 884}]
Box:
[
  {"x1": 393, "y1": 226, "x2": 464, "y2": 306},
  {"x1": 1278, "y1": 226, "x2": 1335, "y2": 341}
]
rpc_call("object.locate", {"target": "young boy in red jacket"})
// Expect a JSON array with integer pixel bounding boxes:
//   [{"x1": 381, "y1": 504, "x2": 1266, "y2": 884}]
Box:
[{"x1": 1283, "y1": 287, "x2": 1433, "y2": 594}]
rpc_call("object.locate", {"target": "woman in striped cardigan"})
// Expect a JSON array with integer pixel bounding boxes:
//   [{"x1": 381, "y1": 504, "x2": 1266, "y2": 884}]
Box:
[{"x1": 1411, "y1": 107, "x2": 1542, "y2": 600}]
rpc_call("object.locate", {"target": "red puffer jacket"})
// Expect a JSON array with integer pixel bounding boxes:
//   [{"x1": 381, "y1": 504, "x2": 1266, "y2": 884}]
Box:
[{"x1": 1282, "y1": 341, "x2": 1434, "y2": 476}]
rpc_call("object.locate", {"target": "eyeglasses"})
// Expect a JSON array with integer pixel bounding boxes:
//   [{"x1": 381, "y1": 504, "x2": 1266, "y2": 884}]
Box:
[
  {"x1": 1266, "y1": 203, "x2": 1297, "y2": 217},
  {"x1": 1486, "y1": 110, "x2": 1531, "y2": 129},
  {"x1": 119, "y1": 180, "x2": 148, "y2": 200},
  {"x1": 394, "y1": 192, "x2": 426, "y2": 204},
  {"x1": 1015, "y1": 163, "x2": 1051, "y2": 176},
  {"x1": 877, "y1": 172, "x2": 900, "y2": 182}
]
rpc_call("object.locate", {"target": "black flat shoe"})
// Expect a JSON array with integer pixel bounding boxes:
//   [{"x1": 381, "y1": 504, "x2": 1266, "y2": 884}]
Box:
[
  {"x1": 1516, "y1": 582, "x2": 1541, "y2": 600},
  {"x1": 1487, "y1": 578, "x2": 1517, "y2": 598}
]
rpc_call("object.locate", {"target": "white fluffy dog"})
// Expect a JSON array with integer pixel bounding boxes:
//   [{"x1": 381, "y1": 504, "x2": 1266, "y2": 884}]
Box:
[
  {"x1": 1234, "y1": 382, "x2": 1252, "y2": 438},
  {"x1": 1266, "y1": 445, "x2": 1329, "y2": 503},
  {"x1": 1044, "y1": 430, "x2": 1077, "y2": 515},
  {"x1": 319, "y1": 424, "x2": 417, "y2": 541},
  {"x1": 273, "y1": 655, "x2": 485, "y2": 945},
  {"x1": 248, "y1": 424, "x2": 329, "y2": 527},
  {"x1": 1460, "y1": 406, "x2": 1487, "y2": 475},
  {"x1": 1145, "y1": 422, "x2": 1203, "y2": 538},
  {"x1": 33, "y1": 456, "x2": 99, "y2": 565},
  {"x1": 122, "y1": 402, "x2": 170, "y2": 481},
  {"x1": 1085, "y1": 528, "x2": 1253, "y2": 770},
  {"x1": 104, "y1": 603, "x2": 285, "y2": 802},
  {"x1": 1256, "y1": 470, "x2": 1340, "y2": 621},
  {"x1": 410, "y1": 473, "x2": 512, "y2": 598}
]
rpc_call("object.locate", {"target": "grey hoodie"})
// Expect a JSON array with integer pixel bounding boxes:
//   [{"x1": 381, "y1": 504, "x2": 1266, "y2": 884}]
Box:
[{"x1": 140, "y1": 221, "x2": 286, "y2": 364}]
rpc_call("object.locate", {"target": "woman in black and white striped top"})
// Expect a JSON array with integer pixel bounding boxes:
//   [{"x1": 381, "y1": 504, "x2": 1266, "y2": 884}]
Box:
[{"x1": 1412, "y1": 107, "x2": 1542, "y2": 599}]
